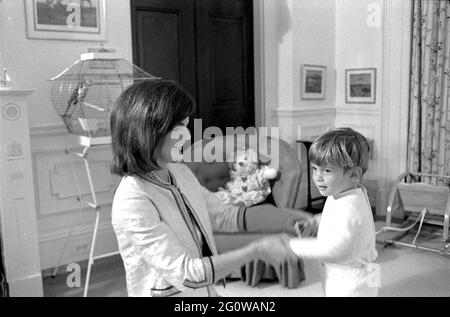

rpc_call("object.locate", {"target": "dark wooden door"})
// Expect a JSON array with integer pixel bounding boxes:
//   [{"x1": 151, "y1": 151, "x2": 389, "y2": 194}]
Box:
[
  {"x1": 195, "y1": 0, "x2": 254, "y2": 132},
  {"x1": 131, "y1": 0, "x2": 254, "y2": 134},
  {"x1": 130, "y1": 0, "x2": 197, "y2": 99}
]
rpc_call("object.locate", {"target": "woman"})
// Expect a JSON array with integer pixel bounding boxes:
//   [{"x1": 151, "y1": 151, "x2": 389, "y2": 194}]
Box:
[{"x1": 110, "y1": 80, "x2": 305, "y2": 297}]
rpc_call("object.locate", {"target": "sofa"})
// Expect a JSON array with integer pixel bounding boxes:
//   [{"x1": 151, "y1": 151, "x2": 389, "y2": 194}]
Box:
[{"x1": 183, "y1": 134, "x2": 306, "y2": 288}]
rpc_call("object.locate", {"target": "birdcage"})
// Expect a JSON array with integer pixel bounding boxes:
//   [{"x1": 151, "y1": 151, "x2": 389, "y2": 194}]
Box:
[{"x1": 49, "y1": 52, "x2": 158, "y2": 143}]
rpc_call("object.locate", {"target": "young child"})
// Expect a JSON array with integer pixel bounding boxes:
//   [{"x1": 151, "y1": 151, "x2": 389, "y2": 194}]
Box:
[{"x1": 289, "y1": 127, "x2": 379, "y2": 297}]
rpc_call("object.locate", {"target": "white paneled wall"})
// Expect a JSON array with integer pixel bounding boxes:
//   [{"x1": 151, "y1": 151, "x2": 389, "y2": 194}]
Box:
[
  {"x1": 334, "y1": 107, "x2": 381, "y2": 206},
  {"x1": 267, "y1": 0, "x2": 411, "y2": 214},
  {"x1": 334, "y1": 0, "x2": 411, "y2": 215},
  {"x1": 0, "y1": 0, "x2": 132, "y2": 272},
  {"x1": 31, "y1": 127, "x2": 119, "y2": 271},
  {"x1": 274, "y1": 107, "x2": 335, "y2": 209}
]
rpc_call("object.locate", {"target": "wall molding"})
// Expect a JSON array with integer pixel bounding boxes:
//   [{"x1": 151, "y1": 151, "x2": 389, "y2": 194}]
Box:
[
  {"x1": 30, "y1": 124, "x2": 67, "y2": 137},
  {"x1": 273, "y1": 107, "x2": 336, "y2": 117},
  {"x1": 335, "y1": 106, "x2": 381, "y2": 117},
  {"x1": 33, "y1": 148, "x2": 116, "y2": 216},
  {"x1": 28, "y1": 124, "x2": 118, "y2": 269},
  {"x1": 39, "y1": 218, "x2": 113, "y2": 244},
  {"x1": 297, "y1": 123, "x2": 331, "y2": 140},
  {"x1": 39, "y1": 221, "x2": 117, "y2": 270},
  {"x1": 272, "y1": 107, "x2": 335, "y2": 145}
]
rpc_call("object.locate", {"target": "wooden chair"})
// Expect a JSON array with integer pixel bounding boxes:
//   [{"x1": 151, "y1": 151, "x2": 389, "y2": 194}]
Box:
[{"x1": 380, "y1": 172, "x2": 450, "y2": 256}]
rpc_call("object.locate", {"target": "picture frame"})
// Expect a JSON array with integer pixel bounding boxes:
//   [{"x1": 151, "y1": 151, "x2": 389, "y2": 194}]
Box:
[
  {"x1": 345, "y1": 68, "x2": 377, "y2": 104},
  {"x1": 301, "y1": 64, "x2": 326, "y2": 100},
  {"x1": 25, "y1": 0, "x2": 106, "y2": 41}
]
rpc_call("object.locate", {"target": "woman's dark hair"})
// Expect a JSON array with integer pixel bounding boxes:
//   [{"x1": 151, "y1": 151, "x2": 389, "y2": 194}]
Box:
[{"x1": 110, "y1": 79, "x2": 195, "y2": 177}]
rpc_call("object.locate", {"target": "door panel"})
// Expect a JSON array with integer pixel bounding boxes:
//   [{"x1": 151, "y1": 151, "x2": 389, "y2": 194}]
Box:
[
  {"x1": 136, "y1": 10, "x2": 181, "y2": 82},
  {"x1": 131, "y1": 0, "x2": 254, "y2": 134},
  {"x1": 196, "y1": 0, "x2": 254, "y2": 132},
  {"x1": 211, "y1": 17, "x2": 245, "y2": 112},
  {"x1": 131, "y1": 0, "x2": 197, "y2": 101}
]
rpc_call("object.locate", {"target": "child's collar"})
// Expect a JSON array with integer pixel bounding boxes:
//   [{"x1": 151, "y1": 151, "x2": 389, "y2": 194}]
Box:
[{"x1": 332, "y1": 184, "x2": 365, "y2": 199}]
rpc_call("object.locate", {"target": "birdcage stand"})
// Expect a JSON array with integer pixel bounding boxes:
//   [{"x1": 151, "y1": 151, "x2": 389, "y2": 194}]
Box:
[{"x1": 52, "y1": 134, "x2": 119, "y2": 297}]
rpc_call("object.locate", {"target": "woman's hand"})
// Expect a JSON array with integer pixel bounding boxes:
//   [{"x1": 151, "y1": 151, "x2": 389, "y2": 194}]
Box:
[
  {"x1": 253, "y1": 234, "x2": 298, "y2": 266},
  {"x1": 245, "y1": 204, "x2": 318, "y2": 235}
]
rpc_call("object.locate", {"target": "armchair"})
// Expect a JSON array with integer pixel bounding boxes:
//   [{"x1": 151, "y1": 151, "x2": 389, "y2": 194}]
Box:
[{"x1": 184, "y1": 134, "x2": 305, "y2": 288}]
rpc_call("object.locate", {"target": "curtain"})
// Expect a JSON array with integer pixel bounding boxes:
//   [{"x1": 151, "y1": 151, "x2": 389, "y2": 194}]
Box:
[{"x1": 408, "y1": 0, "x2": 450, "y2": 185}]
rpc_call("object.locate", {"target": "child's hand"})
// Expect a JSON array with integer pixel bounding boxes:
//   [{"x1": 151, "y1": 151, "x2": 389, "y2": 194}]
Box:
[
  {"x1": 294, "y1": 220, "x2": 314, "y2": 237},
  {"x1": 254, "y1": 234, "x2": 298, "y2": 266},
  {"x1": 293, "y1": 212, "x2": 319, "y2": 237}
]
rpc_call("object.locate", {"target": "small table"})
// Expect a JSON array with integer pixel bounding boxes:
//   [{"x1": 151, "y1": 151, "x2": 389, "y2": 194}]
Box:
[{"x1": 296, "y1": 139, "x2": 326, "y2": 213}]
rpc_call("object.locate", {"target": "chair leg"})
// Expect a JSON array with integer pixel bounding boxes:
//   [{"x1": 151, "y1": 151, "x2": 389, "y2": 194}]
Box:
[
  {"x1": 443, "y1": 212, "x2": 449, "y2": 242},
  {"x1": 386, "y1": 206, "x2": 392, "y2": 228}
]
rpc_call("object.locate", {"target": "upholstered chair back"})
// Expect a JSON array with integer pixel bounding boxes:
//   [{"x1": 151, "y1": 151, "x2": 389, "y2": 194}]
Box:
[{"x1": 183, "y1": 134, "x2": 301, "y2": 208}]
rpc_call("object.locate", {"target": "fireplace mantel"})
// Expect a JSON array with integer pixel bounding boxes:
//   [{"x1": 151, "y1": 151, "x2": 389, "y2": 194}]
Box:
[{"x1": 0, "y1": 89, "x2": 43, "y2": 296}]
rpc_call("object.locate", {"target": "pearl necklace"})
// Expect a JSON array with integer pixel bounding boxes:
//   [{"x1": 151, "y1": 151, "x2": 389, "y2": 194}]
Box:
[{"x1": 148, "y1": 169, "x2": 172, "y2": 186}]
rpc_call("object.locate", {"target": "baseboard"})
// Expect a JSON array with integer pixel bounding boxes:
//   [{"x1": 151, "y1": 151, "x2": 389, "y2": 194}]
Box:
[
  {"x1": 8, "y1": 273, "x2": 44, "y2": 297},
  {"x1": 41, "y1": 253, "x2": 123, "y2": 278}
]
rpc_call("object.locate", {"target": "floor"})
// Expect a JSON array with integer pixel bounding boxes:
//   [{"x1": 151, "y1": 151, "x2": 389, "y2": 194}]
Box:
[{"x1": 42, "y1": 222, "x2": 450, "y2": 297}]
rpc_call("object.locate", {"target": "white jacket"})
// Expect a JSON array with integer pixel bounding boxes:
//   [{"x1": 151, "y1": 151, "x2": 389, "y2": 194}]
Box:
[{"x1": 111, "y1": 163, "x2": 245, "y2": 297}]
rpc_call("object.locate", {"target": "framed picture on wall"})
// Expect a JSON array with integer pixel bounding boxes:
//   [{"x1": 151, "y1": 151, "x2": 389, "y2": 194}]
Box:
[
  {"x1": 345, "y1": 68, "x2": 376, "y2": 104},
  {"x1": 301, "y1": 65, "x2": 326, "y2": 100},
  {"x1": 25, "y1": 0, "x2": 106, "y2": 41}
]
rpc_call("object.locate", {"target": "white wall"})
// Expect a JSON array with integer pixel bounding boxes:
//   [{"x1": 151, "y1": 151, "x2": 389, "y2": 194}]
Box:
[
  {"x1": 1, "y1": 0, "x2": 132, "y2": 128},
  {"x1": 264, "y1": 0, "x2": 411, "y2": 213},
  {"x1": 334, "y1": 0, "x2": 411, "y2": 214},
  {"x1": 335, "y1": 0, "x2": 384, "y2": 205},
  {"x1": 294, "y1": 0, "x2": 336, "y2": 111},
  {"x1": 264, "y1": 0, "x2": 336, "y2": 142},
  {"x1": 0, "y1": 0, "x2": 132, "y2": 270},
  {"x1": 261, "y1": 0, "x2": 336, "y2": 208},
  {"x1": 335, "y1": 0, "x2": 383, "y2": 108}
]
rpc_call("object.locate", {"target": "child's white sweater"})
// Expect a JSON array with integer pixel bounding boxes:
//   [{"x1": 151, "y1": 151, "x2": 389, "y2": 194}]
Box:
[{"x1": 289, "y1": 185, "x2": 378, "y2": 296}]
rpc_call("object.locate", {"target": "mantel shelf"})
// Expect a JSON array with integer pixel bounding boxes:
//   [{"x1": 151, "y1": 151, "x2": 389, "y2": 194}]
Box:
[{"x1": 0, "y1": 89, "x2": 35, "y2": 96}]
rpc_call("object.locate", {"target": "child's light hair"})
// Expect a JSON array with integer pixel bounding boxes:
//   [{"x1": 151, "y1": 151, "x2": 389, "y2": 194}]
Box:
[{"x1": 309, "y1": 127, "x2": 370, "y2": 175}]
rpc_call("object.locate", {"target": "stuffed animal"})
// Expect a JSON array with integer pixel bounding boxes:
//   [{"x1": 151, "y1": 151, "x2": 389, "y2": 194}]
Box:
[{"x1": 215, "y1": 148, "x2": 278, "y2": 207}]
